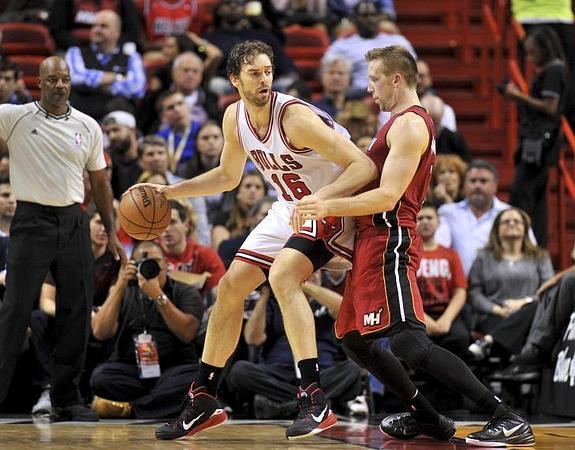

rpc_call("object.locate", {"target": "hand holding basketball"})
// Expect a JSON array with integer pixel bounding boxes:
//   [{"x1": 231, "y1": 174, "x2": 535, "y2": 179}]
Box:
[{"x1": 119, "y1": 185, "x2": 171, "y2": 240}]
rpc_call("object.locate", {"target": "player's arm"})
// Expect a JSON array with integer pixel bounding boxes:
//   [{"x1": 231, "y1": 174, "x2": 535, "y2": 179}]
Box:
[
  {"x1": 296, "y1": 113, "x2": 429, "y2": 218},
  {"x1": 131, "y1": 104, "x2": 247, "y2": 200},
  {"x1": 90, "y1": 168, "x2": 127, "y2": 265},
  {"x1": 165, "y1": 103, "x2": 247, "y2": 199},
  {"x1": 283, "y1": 103, "x2": 377, "y2": 199}
]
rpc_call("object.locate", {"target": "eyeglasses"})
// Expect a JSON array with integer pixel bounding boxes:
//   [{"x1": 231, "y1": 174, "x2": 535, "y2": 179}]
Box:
[{"x1": 500, "y1": 218, "x2": 523, "y2": 226}]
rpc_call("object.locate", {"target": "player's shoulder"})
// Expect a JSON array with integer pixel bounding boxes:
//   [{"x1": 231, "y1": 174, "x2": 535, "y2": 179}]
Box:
[
  {"x1": 393, "y1": 109, "x2": 428, "y2": 130},
  {"x1": 388, "y1": 110, "x2": 429, "y2": 145},
  {"x1": 281, "y1": 101, "x2": 312, "y2": 123},
  {"x1": 223, "y1": 101, "x2": 240, "y2": 124},
  {"x1": 223, "y1": 100, "x2": 239, "y2": 117}
]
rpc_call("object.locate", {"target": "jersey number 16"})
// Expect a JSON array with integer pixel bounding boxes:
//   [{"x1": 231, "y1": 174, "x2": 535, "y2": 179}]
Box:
[{"x1": 271, "y1": 173, "x2": 312, "y2": 201}]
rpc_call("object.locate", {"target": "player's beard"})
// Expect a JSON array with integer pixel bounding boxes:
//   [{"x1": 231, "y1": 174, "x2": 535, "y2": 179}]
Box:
[
  {"x1": 239, "y1": 79, "x2": 271, "y2": 107},
  {"x1": 246, "y1": 90, "x2": 270, "y2": 107}
]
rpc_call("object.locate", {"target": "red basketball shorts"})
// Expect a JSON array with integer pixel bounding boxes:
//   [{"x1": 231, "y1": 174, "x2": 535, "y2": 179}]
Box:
[{"x1": 335, "y1": 226, "x2": 426, "y2": 339}]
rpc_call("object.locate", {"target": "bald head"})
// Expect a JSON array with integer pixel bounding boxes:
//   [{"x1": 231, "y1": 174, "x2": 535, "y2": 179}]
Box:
[
  {"x1": 91, "y1": 9, "x2": 122, "y2": 50},
  {"x1": 38, "y1": 56, "x2": 71, "y2": 114},
  {"x1": 172, "y1": 52, "x2": 204, "y2": 93},
  {"x1": 173, "y1": 52, "x2": 203, "y2": 72},
  {"x1": 39, "y1": 56, "x2": 69, "y2": 78},
  {"x1": 96, "y1": 10, "x2": 122, "y2": 32},
  {"x1": 421, "y1": 95, "x2": 444, "y2": 128}
]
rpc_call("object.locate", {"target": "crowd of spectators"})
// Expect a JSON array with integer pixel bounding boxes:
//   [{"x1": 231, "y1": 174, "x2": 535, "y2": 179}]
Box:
[{"x1": 0, "y1": 0, "x2": 574, "y2": 422}]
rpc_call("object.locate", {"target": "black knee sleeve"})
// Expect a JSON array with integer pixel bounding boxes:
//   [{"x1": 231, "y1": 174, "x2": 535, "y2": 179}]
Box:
[
  {"x1": 341, "y1": 331, "x2": 373, "y2": 369},
  {"x1": 390, "y1": 328, "x2": 434, "y2": 369}
]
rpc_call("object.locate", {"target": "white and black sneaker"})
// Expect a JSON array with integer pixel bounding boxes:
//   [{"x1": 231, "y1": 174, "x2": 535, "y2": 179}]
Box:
[
  {"x1": 466, "y1": 409, "x2": 535, "y2": 447},
  {"x1": 379, "y1": 412, "x2": 456, "y2": 441},
  {"x1": 155, "y1": 383, "x2": 228, "y2": 440}
]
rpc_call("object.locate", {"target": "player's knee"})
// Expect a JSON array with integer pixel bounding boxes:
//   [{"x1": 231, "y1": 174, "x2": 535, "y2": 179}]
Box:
[
  {"x1": 389, "y1": 331, "x2": 431, "y2": 369},
  {"x1": 215, "y1": 271, "x2": 249, "y2": 307},
  {"x1": 268, "y1": 265, "x2": 297, "y2": 296},
  {"x1": 341, "y1": 332, "x2": 371, "y2": 368}
]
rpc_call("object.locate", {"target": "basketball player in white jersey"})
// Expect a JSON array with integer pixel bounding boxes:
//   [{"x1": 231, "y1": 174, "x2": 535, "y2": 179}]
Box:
[{"x1": 131, "y1": 40, "x2": 377, "y2": 441}]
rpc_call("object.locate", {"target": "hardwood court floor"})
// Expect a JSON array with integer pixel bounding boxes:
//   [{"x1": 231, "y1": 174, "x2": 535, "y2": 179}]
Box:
[{"x1": 1, "y1": 418, "x2": 575, "y2": 449}]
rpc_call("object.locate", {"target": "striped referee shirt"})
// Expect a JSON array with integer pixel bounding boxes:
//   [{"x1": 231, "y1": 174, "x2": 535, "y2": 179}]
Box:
[{"x1": 0, "y1": 101, "x2": 106, "y2": 206}]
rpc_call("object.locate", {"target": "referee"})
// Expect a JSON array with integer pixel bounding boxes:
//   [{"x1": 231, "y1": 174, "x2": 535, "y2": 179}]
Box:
[{"x1": 0, "y1": 56, "x2": 126, "y2": 421}]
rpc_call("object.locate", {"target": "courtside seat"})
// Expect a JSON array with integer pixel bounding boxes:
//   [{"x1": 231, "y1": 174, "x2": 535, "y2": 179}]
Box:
[{"x1": 0, "y1": 22, "x2": 55, "y2": 56}]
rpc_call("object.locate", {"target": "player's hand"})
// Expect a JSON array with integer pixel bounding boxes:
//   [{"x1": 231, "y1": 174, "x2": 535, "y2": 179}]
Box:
[
  {"x1": 107, "y1": 234, "x2": 127, "y2": 266},
  {"x1": 292, "y1": 195, "x2": 329, "y2": 232},
  {"x1": 125, "y1": 183, "x2": 172, "y2": 199}
]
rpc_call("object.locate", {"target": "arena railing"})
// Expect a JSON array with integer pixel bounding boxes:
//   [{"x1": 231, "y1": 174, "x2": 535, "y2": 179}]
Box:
[{"x1": 483, "y1": 0, "x2": 575, "y2": 267}]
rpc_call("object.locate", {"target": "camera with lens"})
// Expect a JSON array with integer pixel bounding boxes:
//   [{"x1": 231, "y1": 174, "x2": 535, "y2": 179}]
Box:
[{"x1": 136, "y1": 252, "x2": 161, "y2": 280}]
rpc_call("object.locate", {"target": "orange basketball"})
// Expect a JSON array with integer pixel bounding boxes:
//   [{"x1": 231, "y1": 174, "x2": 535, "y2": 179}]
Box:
[{"x1": 119, "y1": 186, "x2": 171, "y2": 241}]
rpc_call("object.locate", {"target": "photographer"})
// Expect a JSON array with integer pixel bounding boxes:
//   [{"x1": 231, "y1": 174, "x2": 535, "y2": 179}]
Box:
[
  {"x1": 90, "y1": 240, "x2": 204, "y2": 419},
  {"x1": 505, "y1": 26, "x2": 568, "y2": 248}
]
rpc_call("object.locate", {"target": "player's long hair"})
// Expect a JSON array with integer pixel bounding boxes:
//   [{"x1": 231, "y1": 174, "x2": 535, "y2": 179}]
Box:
[{"x1": 485, "y1": 207, "x2": 546, "y2": 261}]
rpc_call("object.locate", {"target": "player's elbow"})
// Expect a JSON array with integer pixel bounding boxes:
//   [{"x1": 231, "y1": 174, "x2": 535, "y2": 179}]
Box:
[
  {"x1": 365, "y1": 160, "x2": 378, "y2": 182},
  {"x1": 379, "y1": 189, "x2": 401, "y2": 212}
]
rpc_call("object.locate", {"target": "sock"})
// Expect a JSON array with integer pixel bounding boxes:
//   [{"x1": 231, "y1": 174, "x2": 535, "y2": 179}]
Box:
[
  {"x1": 197, "y1": 361, "x2": 224, "y2": 396},
  {"x1": 408, "y1": 389, "x2": 440, "y2": 425},
  {"x1": 477, "y1": 391, "x2": 510, "y2": 416},
  {"x1": 298, "y1": 358, "x2": 320, "y2": 388}
]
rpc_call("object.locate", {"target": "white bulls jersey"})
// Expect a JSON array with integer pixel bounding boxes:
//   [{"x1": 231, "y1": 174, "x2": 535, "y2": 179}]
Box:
[
  {"x1": 233, "y1": 92, "x2": 354, "y2": 271},
  {"x1": 236, "y1": 91, "x2": 350, "y2": 204}
]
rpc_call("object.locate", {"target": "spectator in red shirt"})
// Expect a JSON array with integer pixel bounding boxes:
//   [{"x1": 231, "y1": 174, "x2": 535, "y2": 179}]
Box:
[
  {"x1": 160, "y1": 200, "x2": 225, "y2": 303},
  {"x1": 416, "y1": 204, "x2": 469, "y2": 359}
]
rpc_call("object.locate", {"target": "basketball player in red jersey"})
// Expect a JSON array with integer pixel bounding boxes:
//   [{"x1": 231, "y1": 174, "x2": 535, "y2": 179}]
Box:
[
  {"x1": 130, "y1": 41, "x2": 377, "y2": 441},
  {"x1": 295, "y1": 46, "x2": 535, "y2": 447}
]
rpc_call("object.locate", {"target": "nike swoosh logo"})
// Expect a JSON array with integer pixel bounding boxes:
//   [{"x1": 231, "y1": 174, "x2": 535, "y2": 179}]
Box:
[
  {"x1": 311, "y1": 406, "x2": 328, "y2": 423},
  {"x1": 182, "y1": 412, "x2": 204, "y2": 430},
  {"x1": 502, "y1": 423, "x2": 523, "y2": 437}
]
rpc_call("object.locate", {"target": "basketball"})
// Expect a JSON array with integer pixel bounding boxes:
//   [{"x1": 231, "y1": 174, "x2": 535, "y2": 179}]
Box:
[{"x1": 119, "y1": 186, "x2": 171, "y2": 241}]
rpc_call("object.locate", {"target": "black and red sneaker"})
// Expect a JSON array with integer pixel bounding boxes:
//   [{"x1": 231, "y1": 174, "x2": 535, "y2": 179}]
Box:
[
  {"x1": 155, "y1": 383, "x2": 228, "y2": 440},
  {"x1": 285, "y1": 382, "x2": 337, "y2": 440}
]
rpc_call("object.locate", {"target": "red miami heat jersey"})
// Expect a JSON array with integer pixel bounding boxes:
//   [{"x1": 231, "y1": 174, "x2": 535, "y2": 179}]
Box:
[
  {"x1": 236, "y1": 91, "x2": 350, "y2": 205},
  {"x1": 356, "y1": 105, "x2": 436, "y2": 236}
]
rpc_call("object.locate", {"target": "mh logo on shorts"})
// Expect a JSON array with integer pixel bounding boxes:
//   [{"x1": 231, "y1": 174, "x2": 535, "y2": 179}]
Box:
[{"x1": 363, "y1": 308, "x2": 383, "y2": 327}]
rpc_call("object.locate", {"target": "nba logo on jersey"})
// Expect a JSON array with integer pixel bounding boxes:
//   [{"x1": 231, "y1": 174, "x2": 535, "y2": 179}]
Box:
[{"x1": 74, "y1": 133, "x2": 83, "y2": 146}]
